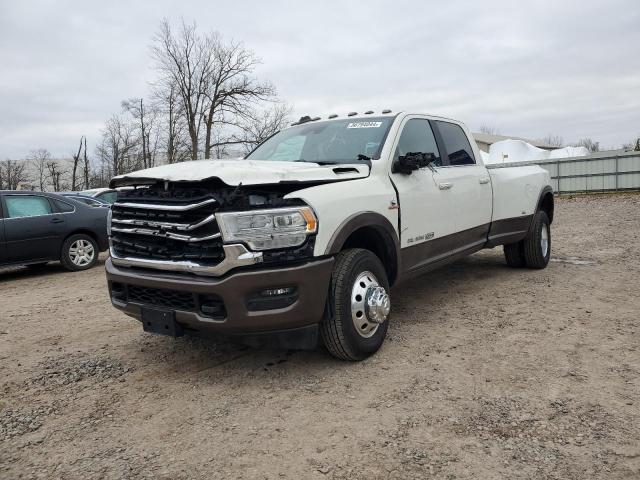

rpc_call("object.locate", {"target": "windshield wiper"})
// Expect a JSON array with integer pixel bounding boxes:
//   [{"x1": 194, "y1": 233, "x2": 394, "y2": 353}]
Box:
[
  {"x1": 356, "y1": 154, "x2": 371, "y2": 161},
  {"x1": 294, "y1": 159, "x2": 339, "y2": 165}
]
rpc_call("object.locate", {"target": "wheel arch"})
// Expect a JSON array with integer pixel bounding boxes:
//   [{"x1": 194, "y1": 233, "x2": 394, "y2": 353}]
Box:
[
  {"x1": 536, "y1": 186, "x2": 554, "y2": 224},
  {"x1": 325, "y1": 212, "x2": 400, "y2": 286}
]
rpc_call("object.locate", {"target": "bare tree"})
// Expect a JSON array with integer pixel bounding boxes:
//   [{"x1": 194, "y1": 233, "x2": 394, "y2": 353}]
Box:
[
  {"x1": 574, "y1": 138, "x2": 600, "y2": 152},
  {"x1": 152, "y1": 19, "x2": 278, "y2": 161},
  {"x1": 152, "y1": 19, "x2": 217, "y2": 160},
  {"x1": 70, "y1": 136, "x2": 85, "y2": 191},
  {"x1": 122, "y1": 98, "x2": 160, "y2": 169},
  {"x1": 96, "y1": 114, "x2": 138, "y2": 177},
  {"x1": 623, "y1": 136, "x2": 640, "y2": 151},
  {"x1": 152, "y1": 80, "x2": 191, "y2": 164},
  {"x1": 201, "y1": 104, "x2": 291, "y2": 157},
  {"x1": 541, "y1": 134, "x2": 564, "y2": 147},
  {"x1": 46, "y1": 160, "x2": 66, "y2": 191},
  {"x1": 0, "y1": 159, "x2": 29, "y2": 190},
  {"x1": 82, "y1": 136, "x2": 91, "y2": 189},
  {"x1": 479, "y1": 125, "x2": 501, "y2": 136},
  {"x1": 28, "y1": 149, "x2": 51, "y2": 191},
  {"x1": 201, "y1": 39, "x2": 275, "y2": 159},
  {"x1": 234, "y1": 103, "x2": 292, "y2": 154}
]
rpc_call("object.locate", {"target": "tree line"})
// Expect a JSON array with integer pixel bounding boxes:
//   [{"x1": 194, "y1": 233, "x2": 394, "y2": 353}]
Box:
[{"x1": 0, "y1": 19, "x2": 291, "y2": 191}]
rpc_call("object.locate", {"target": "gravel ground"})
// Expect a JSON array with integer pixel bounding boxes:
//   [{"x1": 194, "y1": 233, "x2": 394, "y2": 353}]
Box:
[{"x1": 1, "y1": 193, "x2": 639, "y2": 480}]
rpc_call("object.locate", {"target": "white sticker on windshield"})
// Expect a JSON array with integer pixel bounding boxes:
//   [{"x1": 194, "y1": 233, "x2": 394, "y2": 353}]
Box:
[{"x1": 347, "y1": 121, "x2": 382, "y2": 129}]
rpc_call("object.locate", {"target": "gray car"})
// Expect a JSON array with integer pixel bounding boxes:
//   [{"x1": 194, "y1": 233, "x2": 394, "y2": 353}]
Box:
[{"x1": 0, "y1": 191, "x2": 109, "y2": 271}]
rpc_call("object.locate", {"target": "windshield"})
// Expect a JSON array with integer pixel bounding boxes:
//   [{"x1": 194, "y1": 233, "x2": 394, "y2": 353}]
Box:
[{"x1": 246, "y1": 116, "x2": 394, "y2": 164}]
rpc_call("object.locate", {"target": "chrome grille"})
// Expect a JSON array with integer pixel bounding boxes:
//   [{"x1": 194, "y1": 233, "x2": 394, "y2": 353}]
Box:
[{"x1": 110, "y1": 197, "x2": 225, "y2": 267}]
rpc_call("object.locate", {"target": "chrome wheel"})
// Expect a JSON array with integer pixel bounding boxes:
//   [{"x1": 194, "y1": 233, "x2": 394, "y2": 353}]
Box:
[
  {"x1": 351, "y1": 271, "x2": 390, "y2": 338},
  {"x1": 69, "y1": 239, "x2": 95, "y2": 267},
  {"x1": 541, "y1": 223, "x2": 549, "y2": 257}
]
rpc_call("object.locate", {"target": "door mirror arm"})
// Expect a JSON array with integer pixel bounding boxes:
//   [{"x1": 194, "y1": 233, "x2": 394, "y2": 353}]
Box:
[{"x1": 393, "y1": 152, "x2": 437, "y2": 175}]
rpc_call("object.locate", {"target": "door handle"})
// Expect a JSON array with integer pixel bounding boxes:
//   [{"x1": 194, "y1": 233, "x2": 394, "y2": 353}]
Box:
[
  {"x1": 438, "y1": 182, "x2": 453, "y2": 190},
  {"x1": 50, "y1": 218, "x2": 64, "y2": 223},
  {"x1": 479, "y1": 177, "x2": 490, "y2": 184}
]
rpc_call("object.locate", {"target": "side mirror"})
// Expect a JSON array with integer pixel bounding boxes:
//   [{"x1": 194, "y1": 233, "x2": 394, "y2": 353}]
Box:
[{"x1": 393, "y1": 152, "x2": 436, "y2": 174}]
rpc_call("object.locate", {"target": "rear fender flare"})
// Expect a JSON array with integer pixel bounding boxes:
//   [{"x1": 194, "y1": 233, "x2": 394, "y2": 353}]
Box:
[{"x1": 529, "y1": 185, "x2": 554, "y2": 232}]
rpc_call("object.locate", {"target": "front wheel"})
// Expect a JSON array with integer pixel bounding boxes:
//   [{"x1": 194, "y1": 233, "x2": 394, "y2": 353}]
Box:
[
  {"x1": 320, "y1": 248, "x2": 391, "y2": 361},
  {"x1": 60, "y1": 234, "x2": 99, "y2": 271}
]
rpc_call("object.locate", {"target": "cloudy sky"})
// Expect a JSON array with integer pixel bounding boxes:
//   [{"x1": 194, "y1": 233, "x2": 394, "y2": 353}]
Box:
[{"x1": 1, "y1": 0, "x2": 639, "y2": 159}]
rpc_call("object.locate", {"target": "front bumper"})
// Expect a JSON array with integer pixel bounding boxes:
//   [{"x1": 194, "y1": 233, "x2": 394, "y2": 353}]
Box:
[{"x1": 105, "y1": 256, "x2": 334, "y2": 335}]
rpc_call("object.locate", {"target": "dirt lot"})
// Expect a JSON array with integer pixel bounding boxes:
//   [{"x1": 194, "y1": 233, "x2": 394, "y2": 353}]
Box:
[{"x1": 1, "y1": 194, "x2": 639, "y2": 480}]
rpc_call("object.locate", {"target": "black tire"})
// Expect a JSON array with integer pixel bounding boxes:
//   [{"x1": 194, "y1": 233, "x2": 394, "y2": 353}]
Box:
[
  {"x1": 60, "y1": 234, "x2": 99, "y2": 271},
  {"x1": 523, "y1": 211, "x2": 551, "y2": 269},
  {"x1": 503, "y1": 241, "x2": 526, "y2": 268},
  {"x1": 320, "y1": 248, "x2": 390, "y2": 361}
]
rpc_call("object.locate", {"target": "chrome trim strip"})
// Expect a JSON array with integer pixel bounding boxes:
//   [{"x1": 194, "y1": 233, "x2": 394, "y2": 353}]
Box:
[
  {"x1": 111, "y1": 214, "x2": 216, "y2": 231},
  {"x1": 110, "y1": 226, "x2": 221, "y2": 243},
  {"x1": 113, "y1": 198, "x2": 217, "y2": 211},
  {"x1": 109, "y1": 243, "x2": 263, "y2": 276}
]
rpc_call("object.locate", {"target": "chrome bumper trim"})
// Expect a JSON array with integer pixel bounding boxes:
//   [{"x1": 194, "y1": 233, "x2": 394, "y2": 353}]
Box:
[{"x1": 109, "y1": 243, "x2": 263, "y2": 276}]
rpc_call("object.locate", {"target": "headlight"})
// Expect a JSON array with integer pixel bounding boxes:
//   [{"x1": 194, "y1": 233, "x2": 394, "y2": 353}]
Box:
[{"x1": 217, "y1": 206, "x2": 317, "y2": 251}]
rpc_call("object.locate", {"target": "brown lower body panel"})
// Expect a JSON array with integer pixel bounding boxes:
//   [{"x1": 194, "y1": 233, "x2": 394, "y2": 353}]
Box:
[{"x1": 105, "y1": 256, "x2": 334, "y2": 335}]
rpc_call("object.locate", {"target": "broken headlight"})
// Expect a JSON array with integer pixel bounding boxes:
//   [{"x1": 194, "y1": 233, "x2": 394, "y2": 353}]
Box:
[{"x1": 217, "y1": 207, "x2": 317, "y2": 251}]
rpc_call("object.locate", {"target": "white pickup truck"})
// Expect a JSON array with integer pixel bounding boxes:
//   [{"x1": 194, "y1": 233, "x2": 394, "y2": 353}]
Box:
[{"x1": 106, "y1": 111, "x2": 554, "y2": 360}]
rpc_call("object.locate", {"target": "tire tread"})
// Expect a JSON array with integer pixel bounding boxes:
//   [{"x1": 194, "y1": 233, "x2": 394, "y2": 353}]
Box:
[
  {"x1": 320, "y1": 248, "x2": 388, "y2": 361},
  {"x1": 523, "y1": 211, "x2": 550, "y2": 269}
]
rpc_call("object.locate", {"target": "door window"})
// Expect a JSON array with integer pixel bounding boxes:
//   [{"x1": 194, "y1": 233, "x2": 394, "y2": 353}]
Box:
[
  {"x1": 394, "y1": 119, "x2": 441, "y2": 166},
  {"x1": 435, "y1": 121, "x2": 476, "y2": 165},
  {"x1": 5, "y1": 196, "x2": 53, "y2": 218}
]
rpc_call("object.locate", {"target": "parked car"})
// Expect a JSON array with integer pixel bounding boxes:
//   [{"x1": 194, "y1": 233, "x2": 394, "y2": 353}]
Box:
[
  {"x1": 60, "y1": 193, "x2": 111, "y2": 207},
  {"x1": 79, "y1": 188, "x2": 118, "y2": 204},
  {"x1": 105, "y1": 111, "x2": 553, "y2": 360},
  {"x1": 0, "y1": 191, "x2": 109, "y2": 271}
]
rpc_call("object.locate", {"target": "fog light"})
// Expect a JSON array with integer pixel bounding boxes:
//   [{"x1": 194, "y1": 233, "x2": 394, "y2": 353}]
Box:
[
  {"x1": 248, "y1": 287, "x2": 298, "y2": 311},
  {"x1": 260, "y1": 287, "x2": 296, "y2": 297}
]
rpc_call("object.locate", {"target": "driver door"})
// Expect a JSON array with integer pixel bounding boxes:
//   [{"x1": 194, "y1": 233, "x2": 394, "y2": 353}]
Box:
[{"x1": 389, "y1": 117, "x2": 455, "y2": 275}]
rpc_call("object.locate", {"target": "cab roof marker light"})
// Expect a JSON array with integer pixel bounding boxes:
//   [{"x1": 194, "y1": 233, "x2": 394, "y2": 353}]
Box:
[
  {"x1": 328, "y1": 114, "x2": 338, "y2": 119},
  {"x1": 347, "y1": 112, "x2": 358, "y2": 117},
  {"x1": 382, "y1": 109, "x2": 392, "y2": 114},
  {"x1": 364, "y1": 110, "x2": 374, "y2": 114},
  {"x1": 291, "y1": 115, "x2": 313, "y2": 126}
]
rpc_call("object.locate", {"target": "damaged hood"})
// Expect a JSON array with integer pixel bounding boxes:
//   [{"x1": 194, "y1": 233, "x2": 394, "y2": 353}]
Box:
[{"x1": 109, "y1": 159, "x2": 369, "y2": 188}]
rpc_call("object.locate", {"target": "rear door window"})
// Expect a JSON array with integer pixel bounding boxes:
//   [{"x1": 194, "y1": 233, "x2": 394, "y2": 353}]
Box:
[
  {"x1": 74, "y1": 196, "x2": 101, "y2": 206},
  {"x1": 394, "y1": 119, "x2": 441, "y2": 166},
  {"x1": 435, "y1": 121, "x2": 476, "y2": 166},
  {"x1": 5, "y1": 195, "x2": 53, "y2": 218},
  {"x1": 54, "y1": 199, "x2": 75, "y2": 213}
]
